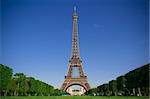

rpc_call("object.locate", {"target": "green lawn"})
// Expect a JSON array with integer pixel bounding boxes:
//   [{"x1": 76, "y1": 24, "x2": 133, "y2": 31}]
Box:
[{"x1": 1, "y1": 96, "x2": 149, "y2": 99}]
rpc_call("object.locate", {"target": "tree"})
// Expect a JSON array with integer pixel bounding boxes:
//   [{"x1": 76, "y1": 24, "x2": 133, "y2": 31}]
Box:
[
  {"x1": 125, "y1": 64, "x2": 149, "y2": 96},
  {"x1": 9, "y1": 78, "x2": 17, "y2": 96},
  {"x1": 109, "y1": 80, "x2": 117, "y2": 96},
  {"x1": 85, "y1": 88, "x2": 97, "y2": 96},
  {"x1": 97, "y1": 85, "x2": 104, "y2": 96},
  {"x1": 117, "y1": 75, "x2": 128, "y2": 95},
  {"x1": 14, "y1": 73, "x2": 27, "y2": 96},
  {"x1": 0, "y1": 64, "x2": 13, "y2": 96},
  {"x1": 102, "y1": 84, "x2": 109, "y2": 96},
  {"x1": 26, "y1": 77, "x2": 40, "y2": 96}
]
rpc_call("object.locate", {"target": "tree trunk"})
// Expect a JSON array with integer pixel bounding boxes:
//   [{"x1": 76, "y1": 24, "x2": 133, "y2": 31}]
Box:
[
  {"x1": 11, "y1": 92, "x2": 13, "y2": 96},
  {"x1": 16, "y1": 86, "x2": 19, "y2": 96},
  {"x1": 14, "y1": 90, "x2": 16, "y2": 96},
  {"x1": 115, "y1": 92, "x2": 117, "y2": 96},
  {"x1": 4, "y1": 90, "x2": 7, "y2": 96},
  {"x1": 138, "y1": 87, "x2": 142, "y2": 96},
  {"x1": 133, "y1": 88, "x2": 135, "y2": 96}
]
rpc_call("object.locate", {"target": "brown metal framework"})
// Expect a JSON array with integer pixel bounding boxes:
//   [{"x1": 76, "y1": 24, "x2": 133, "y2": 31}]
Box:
[{"x1": 60, "y1": 6, "x2": 90, "y2": 91}]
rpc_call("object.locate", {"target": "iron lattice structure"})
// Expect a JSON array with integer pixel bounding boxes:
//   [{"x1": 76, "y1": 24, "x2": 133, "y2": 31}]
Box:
[{"x1": 61, "y1": 6, "x2": 91, "y2": 92}]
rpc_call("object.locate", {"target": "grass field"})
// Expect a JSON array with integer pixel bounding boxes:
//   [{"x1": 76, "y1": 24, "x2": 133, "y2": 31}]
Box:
[{"x1": 1, "y1": 96, "x2": 149, "y2": 99}]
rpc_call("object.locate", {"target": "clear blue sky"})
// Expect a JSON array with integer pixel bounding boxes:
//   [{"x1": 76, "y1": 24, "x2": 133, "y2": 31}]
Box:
[{"x1": 1, "y1": 0, "x2": 149, "y2": 88}]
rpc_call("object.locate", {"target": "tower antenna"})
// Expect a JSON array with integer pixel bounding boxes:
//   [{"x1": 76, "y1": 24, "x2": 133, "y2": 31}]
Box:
[{"x1": 74, "y1": 6, "x2": 76, "y2": 12}]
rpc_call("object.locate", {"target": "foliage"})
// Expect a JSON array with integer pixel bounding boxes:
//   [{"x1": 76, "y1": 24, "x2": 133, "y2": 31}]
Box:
[
  {"x1": 109, "y1": 80, "x2": 117, "y2": 95},
  {"x1": 86, "y1": 64, "x2": 149, "y2": 96},
  {"x1": 0, "y1": 64, "x2": 65, "y2": 96},
  {"x1": 0, "y1": 64, "x2": 13, "y2": 96}
]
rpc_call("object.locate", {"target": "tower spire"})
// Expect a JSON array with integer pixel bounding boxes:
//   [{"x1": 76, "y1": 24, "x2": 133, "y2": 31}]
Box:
[
  {"x1": 74, "y1": 6, "x2": 76, "y2": 12},
  {"x1": 73, "y1": 6, "x2": 77, "y2": 15},
  {"x1": 70, "y1": 5, "x2": 81, "y2": 64}
]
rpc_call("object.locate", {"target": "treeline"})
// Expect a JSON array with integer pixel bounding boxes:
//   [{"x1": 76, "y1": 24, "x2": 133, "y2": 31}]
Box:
[
  {"x1": 0, "y1": 64, "x2": 66, "y2": 96},
  {"x1": 85, "y1": 64, "x2": 149, "y2": 96}
]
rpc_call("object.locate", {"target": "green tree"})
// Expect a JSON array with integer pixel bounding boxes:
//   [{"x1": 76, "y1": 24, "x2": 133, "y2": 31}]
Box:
[
  {"x1": 9, "y1": 78, "x2": 17, "y2": 96},
  {"x1": 116, "y1": 75, "x2": 127, "y2": 95},
  {"x1": 109, "y1": 80, "x2": 117, "y2": 96},
  {"x1": 14, "y1": 73, "x2": 27, "y2": 96},
  {"x1": 0, "y1": 64, "x2": 13, "y2": 96},
  {"x1": 102, "y1": 84, "x2": 109, "y2": 96},
  {"x1": 85, "y1": 88, "x2": 97, "y2": 96},
  {"x1": 97, "y1": 85, "x2": 103, "y2": 96},
  {"x1": 125, "y1": 64, "x2": 149, "y2": 96}
]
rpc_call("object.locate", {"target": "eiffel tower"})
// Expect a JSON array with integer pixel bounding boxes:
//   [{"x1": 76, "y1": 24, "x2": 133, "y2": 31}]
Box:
[{"x1": 61, "y1": 6, "x2": 90, "y2": 92}]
